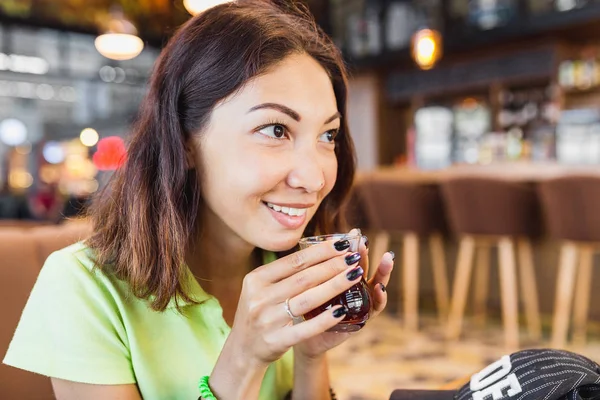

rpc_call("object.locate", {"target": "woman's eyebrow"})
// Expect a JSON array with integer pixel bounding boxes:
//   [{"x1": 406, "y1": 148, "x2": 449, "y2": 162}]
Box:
[
  {"x1": 248, "y1": 103, "x2": 300, "y2": 121},
  {"x1": 248, "y1": 103, "x2": 341, "y2": 124},
  {"x1": 324, "y1": 112, "x2": 341, "y2": 124}
]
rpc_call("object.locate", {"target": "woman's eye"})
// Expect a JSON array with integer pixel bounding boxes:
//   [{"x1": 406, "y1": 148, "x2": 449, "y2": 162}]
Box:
[
  {"x1": 319, "y1": 129, "x2": 339, "y2": 143},
  {"x1": 258, "y1": 124, "x2": 287, "y2": 139}
]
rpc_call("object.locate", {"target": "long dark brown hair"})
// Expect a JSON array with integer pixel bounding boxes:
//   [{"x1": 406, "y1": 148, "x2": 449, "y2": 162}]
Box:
[{"x1": 87, "y1": 0, "x2": 356, "y2": 312}]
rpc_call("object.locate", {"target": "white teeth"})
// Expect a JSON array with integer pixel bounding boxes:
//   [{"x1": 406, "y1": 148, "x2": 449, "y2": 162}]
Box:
[{"x1": 266, "y1": 202, "x2": 308, "y2": 217}]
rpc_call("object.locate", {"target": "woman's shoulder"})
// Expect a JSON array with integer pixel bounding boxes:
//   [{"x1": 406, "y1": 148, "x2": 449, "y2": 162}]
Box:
[
  {"x1": 4, "y1": 242, "x2": 137, "y2": 385},
  {"x1": 39, "y1": 242, "x2": 125, "y2": 300},
  {"x1": 45, "y1": 241, "x2": 96, "y2": 270}
]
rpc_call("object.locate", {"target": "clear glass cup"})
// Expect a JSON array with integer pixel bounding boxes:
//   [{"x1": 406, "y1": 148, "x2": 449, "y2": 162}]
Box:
[{"x1": 298, "y1": 233, "x2": 372, "y2": 333}]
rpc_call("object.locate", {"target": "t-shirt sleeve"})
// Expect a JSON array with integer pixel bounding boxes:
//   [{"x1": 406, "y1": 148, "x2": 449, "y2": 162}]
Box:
[{"x1": 3, "y1": 249, "x2": 136, "y2": 384}]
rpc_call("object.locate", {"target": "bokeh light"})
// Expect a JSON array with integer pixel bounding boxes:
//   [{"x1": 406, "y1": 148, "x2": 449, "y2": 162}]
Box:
[
  {"x1": 411, "y1": 28, "x2": 443, "y2": 70},
  {"x1": 43, "y1": 141, "x2": 65, "y2": 164},
  {"x1": 0, "y1": 118, "x2": 27, "y2": 146},
  {"x1": 80, "y1": 128, "x2": 99, "y2": 147}
]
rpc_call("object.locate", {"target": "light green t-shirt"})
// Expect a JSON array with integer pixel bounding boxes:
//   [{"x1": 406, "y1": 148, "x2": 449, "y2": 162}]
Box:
[{"x1": 3, "y1": 242, "x2": 293, "y2": 400}]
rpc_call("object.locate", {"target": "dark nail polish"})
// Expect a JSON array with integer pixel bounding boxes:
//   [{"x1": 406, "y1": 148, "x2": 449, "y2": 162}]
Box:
[
  {"x1": 379, "y1": 283, "x2": 386, "y2": 292},
  {"x1": 334, "y1": 239, "x2": 350, "y2": 251},
  {"x1": 345, "y1": 252, "x2": 361, "y2": 266},
  {"x1": 364, "y1": 238, "x2": 369, "y2": 249},
  {"x1": 346, "y1": 266, "x2": 364, "y2": 281},
  {"x1": 332, "y1": 307, "x2": 348, "y2": 318},
  {"x1": 389, "y1": 251, "x2": 395, "y2": 261}
]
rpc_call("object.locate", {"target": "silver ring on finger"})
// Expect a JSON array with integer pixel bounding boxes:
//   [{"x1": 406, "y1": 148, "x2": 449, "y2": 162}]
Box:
[{"x1": 284, "y1": 298, "x2": 304, "y2": 324}]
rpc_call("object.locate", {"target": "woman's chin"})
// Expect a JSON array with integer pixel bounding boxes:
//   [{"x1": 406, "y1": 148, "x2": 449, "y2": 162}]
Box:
[{"x1": 257, "y1": 236, "x2": 302, "y2": 253}]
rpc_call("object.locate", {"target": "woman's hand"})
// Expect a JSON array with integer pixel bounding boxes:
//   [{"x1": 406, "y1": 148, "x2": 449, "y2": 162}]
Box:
[
  {"x1": 210, "y1": 238, "x2": 365, "y2": 399},
  {"x1": 293, "y1": 232, "x2": 394, "y2": 359}
]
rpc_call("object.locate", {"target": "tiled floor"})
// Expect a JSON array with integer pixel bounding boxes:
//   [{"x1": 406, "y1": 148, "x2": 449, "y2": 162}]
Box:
[{"x1": 328, "y1": 313, "x2": 600, "y2": 400}]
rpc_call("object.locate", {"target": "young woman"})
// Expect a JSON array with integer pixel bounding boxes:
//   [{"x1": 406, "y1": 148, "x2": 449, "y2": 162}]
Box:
[{"x1": 4, "y1": 1, "x2": 394, "y2": 399}]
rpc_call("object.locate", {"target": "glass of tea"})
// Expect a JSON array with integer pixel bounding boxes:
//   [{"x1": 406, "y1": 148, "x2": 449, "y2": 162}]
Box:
[{"x1": 298, "y1": 233, "x2": 372, "y2": 333}]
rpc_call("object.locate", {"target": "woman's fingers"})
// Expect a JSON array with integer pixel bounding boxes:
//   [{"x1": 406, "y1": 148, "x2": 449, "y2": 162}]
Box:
[
  {"x1": 251, "y1": 253, "x2": 362, "y2": 344},
  {"x1": 271, "y1": 252, "x2": 361, "y2": 304},
  {"x1": 359, "y1": 234, "x2": 369, "y2": 278},
  {"x1": 255, "y1": 228, "x2": 363, "y2": 284},
  {"x1": 285, "y1": 259, "x2": 363, "y2": 318},
  {"x1": 369, "y1": 251, "x2": 394, "y2": 314},
  {"x1": 254, "y1": 239, "x2": 351, "y2": 283},
  {"x1": 277, "y1": 305, "x2": 348, "y2": 348},
  {"x1": 369, "y1": 251, "x2": 394, "y2": 286}
]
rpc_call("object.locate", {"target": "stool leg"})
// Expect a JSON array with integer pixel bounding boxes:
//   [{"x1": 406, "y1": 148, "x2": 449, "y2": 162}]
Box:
[
  {"x1": 447, "y1": 236, "x2": 475, "y2": 340},
  {"x1": 372, "y1": 231, "x2": 391, "y2": 281},
  {"x1": 517, "y1": 238, "x2": 542, "y2": 342},
  {"x1": 572, "y1": 245, "x2": 594, "y2": 347},
  {"x1": 473, "y1": 243, "x2": 490, "y2": 328},
  {"x1": 497, "y1": 237, "x2": 520, "y2": 350},
  {"x1": 551, "y1": 242, "x2": 579, "y2": 349},
  {"x1": 404, "y1": 233, "x2": 419, "y2": 331},
  {"x1": 429, "y1": 233, "x2": 449, "y2": 325}
]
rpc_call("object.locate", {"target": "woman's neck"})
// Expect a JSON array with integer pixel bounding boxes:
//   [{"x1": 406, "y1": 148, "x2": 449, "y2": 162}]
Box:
[
  {"x1": 187, "y1": 238, "x2": 252, "y2": 282},
  {"x1": 187, "y1": 208, "x2": 257, "y2": 282},
  {"x1": 185, "y1": 214, "x2": 259, "y2": 326}
]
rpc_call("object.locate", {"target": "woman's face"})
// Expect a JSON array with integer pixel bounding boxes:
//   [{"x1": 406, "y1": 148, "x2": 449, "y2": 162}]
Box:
[{"x1": 196, "y1": 53, "x2": 340, "y2": 252}]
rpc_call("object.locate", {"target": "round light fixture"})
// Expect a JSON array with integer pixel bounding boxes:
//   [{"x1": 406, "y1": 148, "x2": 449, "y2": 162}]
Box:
[
  {"x1": 95, "y1": 34, "x2": 144, "y2": 61},
  {"x1": 80, "y1": 128, "x2": 99, "y2": 147},
  {"x1": 0, "y1": 118, "x2": 28, "y2": 146},
  {"x1": 183, "y1": 0, "x2": 235, "y2": 15},
  {"x1": 411, "y1": 28, "x2": 443, "y2": 70},
  {"x1": 95, "y1": 7, "x2": 144, "y2": 61}
]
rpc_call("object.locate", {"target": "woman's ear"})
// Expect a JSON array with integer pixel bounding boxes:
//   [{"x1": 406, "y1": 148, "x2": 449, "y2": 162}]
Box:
[{"x1": 184, "y1": 141, "x2": 196, "y2": 170}]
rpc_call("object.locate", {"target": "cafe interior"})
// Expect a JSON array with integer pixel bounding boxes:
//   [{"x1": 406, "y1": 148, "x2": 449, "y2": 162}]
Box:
[{"x1": 2, "y1": 0, "x2": 600, "y2": 399}]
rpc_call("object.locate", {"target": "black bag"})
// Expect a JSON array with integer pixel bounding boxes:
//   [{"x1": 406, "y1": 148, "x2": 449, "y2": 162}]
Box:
[{"x1": 390, "y1": 349, "x2": 600, "y2": 400}]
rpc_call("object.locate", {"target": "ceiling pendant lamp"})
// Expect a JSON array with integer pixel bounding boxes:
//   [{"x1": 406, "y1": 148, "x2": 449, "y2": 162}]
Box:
[
  {"x1": 411, "y1": 27, "x2": 443, "y2": 70},
  {"x1": 410, "y1": 3, "x2": 444, "y2": 71},
  {"x1": 183, "y1": 0, "x2": 235, "y2": 15},
  {"x1": 95, "y1": 7, "x2": 144, "y2": 61}
]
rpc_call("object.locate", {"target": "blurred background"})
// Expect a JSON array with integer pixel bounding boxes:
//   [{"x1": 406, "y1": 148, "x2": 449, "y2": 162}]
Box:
[
  {"x1": 3, "y1": 1, "x2": 600, "y2": 399},
  {"x1": 1, "y1": 0, "x2": 600, "y2": 220}
]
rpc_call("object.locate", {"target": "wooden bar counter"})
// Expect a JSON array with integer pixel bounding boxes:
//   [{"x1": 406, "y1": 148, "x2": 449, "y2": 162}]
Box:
[{"x1": 359, "y1": 162, "x2": 600, "y2": 183}]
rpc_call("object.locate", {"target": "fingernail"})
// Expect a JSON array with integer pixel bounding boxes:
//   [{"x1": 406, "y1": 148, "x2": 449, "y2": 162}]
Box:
[
  {"x1": 345, "y1": 252, "x2": 361, "y2": 266},
  {"x1": 379, "y1": 283, "x2": 386, "y2": 292},
  {"x1": 334, "y1": 239, "x2": 350, "y2": 251},
  {"x1": 332, "y1": 306, "x2": 348, "y2": 318},
  {"x1": 346, "y1": 266, "x2": 364, "y2": 281},
  {"x1": 362, "y1": 235, "x2": 369, "y2": 249},
  {"x1": 388, "y1": 251, "x2": 395, "y2": 261}
]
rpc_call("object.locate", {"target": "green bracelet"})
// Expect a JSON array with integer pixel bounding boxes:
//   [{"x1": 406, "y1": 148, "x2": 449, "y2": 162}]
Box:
[{"x1": 198, "y1": 375, "x2": 217, "y2": 400}]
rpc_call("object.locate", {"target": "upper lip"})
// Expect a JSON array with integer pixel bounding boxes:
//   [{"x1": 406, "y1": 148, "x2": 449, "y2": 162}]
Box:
[{"x1": 264, "y1": 201, "x2": 315, "y2": 208}]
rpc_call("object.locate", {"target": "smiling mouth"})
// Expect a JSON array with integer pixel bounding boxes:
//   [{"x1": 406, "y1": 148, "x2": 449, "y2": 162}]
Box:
[{"x1": 264, "y1": 202, "x2": 308, "y2": 217}]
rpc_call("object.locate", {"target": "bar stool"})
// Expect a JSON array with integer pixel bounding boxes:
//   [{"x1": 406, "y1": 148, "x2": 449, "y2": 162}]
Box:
[
  {"x1": 538, "y1": 175, "x2": 600, "y2": 349},
  {"x1": 358, "y1": 178, "x2": 449, "y2": 331},
  {"x1": 442, "y1": 176, "x2": 542, "y2": 349}
]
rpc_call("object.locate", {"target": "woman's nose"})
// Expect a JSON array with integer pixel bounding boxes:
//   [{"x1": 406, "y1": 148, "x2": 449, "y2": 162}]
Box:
[{"x1": 286, "y1": 148, "x2": 326, "y2": 193}]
